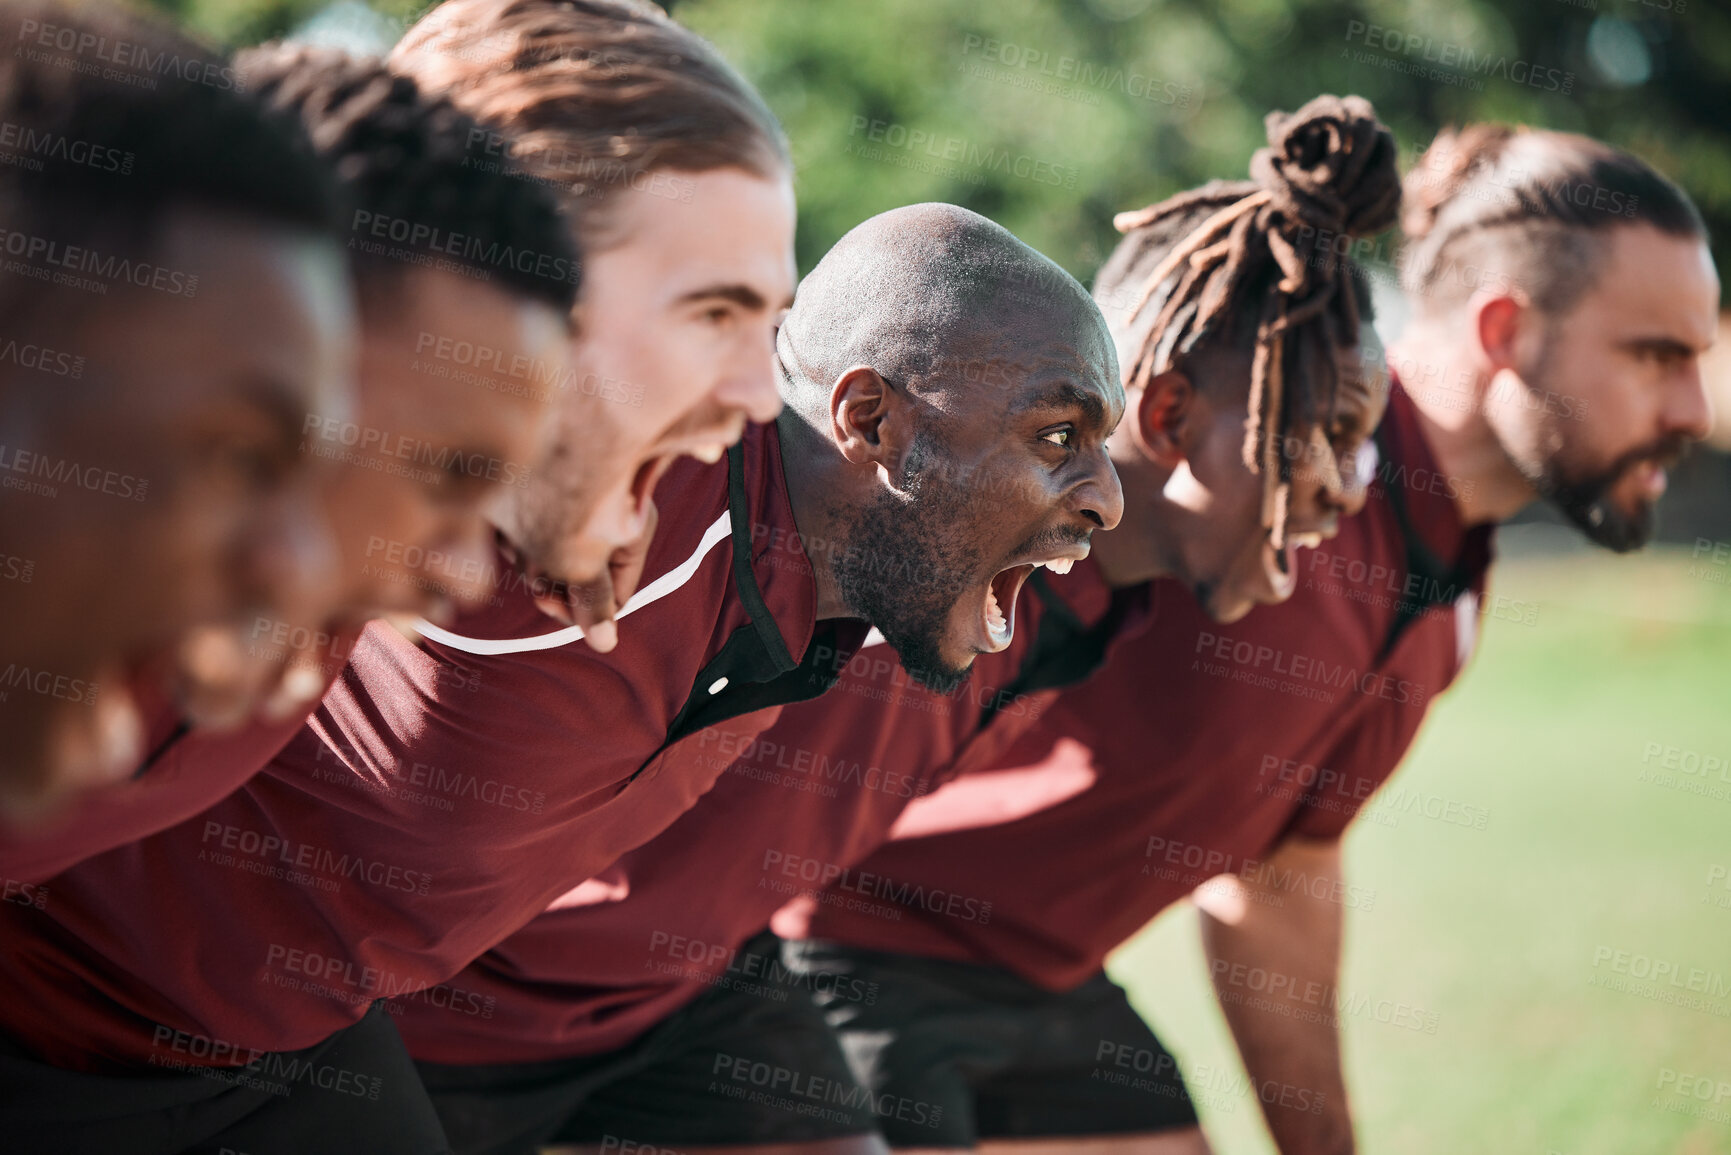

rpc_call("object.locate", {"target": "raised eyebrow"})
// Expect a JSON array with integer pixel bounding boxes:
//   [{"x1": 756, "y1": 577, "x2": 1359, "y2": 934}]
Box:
[
  {"x1": 1013, "y1": 379, "x2": 1108, "y2": 427},
  {"x1": 672, "y1": 283, "x2": 777, "y2": 312}
]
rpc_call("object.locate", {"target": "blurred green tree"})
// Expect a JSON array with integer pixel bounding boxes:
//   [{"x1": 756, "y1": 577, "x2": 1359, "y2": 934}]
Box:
[{"x1": 146, "y1": 0, "x2": 1730, "y2": 281}]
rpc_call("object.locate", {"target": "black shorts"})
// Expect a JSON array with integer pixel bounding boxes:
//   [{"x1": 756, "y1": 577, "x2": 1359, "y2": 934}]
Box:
[
  {"x1": 0, "y1": 1000, "x2": 451, "y2": 1155},
  {"x1": 783, "y1": 939, "x2": 1197, "y2": 1148},
  {"x1": 416, "y1": 933, "x2": 881, "y2": 1155}
]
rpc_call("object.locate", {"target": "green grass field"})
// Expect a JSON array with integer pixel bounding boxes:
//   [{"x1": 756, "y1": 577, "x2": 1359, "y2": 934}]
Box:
[{"x1": 1110, "y1": 539, "x2": 1731, "y2": 1155}]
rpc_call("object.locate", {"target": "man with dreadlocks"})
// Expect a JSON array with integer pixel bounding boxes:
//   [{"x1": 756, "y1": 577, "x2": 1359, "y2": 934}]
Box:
[{"x1": 783, "y1": 113, "x2": 1716, "y2": 1153}]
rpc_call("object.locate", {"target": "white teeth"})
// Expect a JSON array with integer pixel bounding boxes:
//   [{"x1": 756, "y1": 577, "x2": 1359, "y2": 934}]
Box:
[
  {"x1": 1291, "y1": 533, "x2": 1323, "y2": 551},
  {"x1": 984, "y1": 583, "x2": 1010, "y2": 643},
  {"x1": 1045, "y1": 558, "x2": 1074, "y2": 575},
  {"x1": 691, "y1": 443, "x2": 725, "y2": 465}
]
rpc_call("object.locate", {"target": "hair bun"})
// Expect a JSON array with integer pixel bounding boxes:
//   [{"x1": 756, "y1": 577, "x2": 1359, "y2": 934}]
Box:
[
  {"x1": 1249, "y1": 93, "x2": 1399, "y2": 239},
  {"x1": 1400, "y1": 122, "x2": 1517, "y2": 242}
]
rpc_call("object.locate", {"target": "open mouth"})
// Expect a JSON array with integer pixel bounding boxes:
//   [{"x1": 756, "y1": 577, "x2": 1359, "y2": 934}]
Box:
[
  {"x1": 661, "y1": 415, "x2": 749, "y2": 472},
  {"x1": 1261, "y1": 534, "x2": 1299, "y2": 603},
  {"x1": 980, "y1": 555, "x2": 1079, "y2": 652},
  {"x1": 1631, "y1": 458, "x2": 1668, "y2": 502},
  {"x1": 625, "y1": 453, "x2": 675, "y2": 527}
]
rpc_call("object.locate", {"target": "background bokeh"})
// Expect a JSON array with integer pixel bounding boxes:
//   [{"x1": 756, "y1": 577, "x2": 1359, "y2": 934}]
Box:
[
  {"x1": 144, "y1": 0, "x2": 1731, "y2": 1150},
  {"x1": 153, "y1": 0, "x2": 1731, "y2": 533}
]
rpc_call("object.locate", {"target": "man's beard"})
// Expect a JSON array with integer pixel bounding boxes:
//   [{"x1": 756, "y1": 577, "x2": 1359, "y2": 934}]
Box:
[
  {"x1": 831, "y1": 435, "x2": 986, "y2": 695},
  {"x1": 1537, "y1": 434, "x2": 1689, "y2": 553},
  {"x1": 510, "y1": 451, "x2": 604, "y2": 578},
  {"x1": 1506, "y1": 355, "x2": 1686, "y2": 553}
]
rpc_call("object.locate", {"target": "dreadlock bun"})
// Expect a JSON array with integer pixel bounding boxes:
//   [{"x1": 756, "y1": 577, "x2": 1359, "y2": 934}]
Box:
[
  {"x1": 1250, "y1": 94, "x2": 1400, "y2": 242},
  {"x1": 1399, "y1": 122, "x2": 1516, "y2": 243},
  {"x1": 1102, "y1": 93, "x2": 1399, "y2": 548}
]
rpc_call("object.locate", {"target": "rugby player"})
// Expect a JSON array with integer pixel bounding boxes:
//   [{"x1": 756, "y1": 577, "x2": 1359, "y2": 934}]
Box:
[
  {"x1": 787, "y1": 126, "x2": 1717, "y2": 1154},
  {"x1": 0, "y1": 201, "x2": 1125, "y2": 1153},
  {"x1": 0, "y1": 45, "x2": 580, "y2": 880},
  {"x1": 390, "y1": 0, "x2": 802, "y2": 639},
  {"x1": 383, "y1": 94, "x2": 1399, "y2": 1155},
  {"x1": 0, "y1": 2, "x2": 355, "y2": 817}
]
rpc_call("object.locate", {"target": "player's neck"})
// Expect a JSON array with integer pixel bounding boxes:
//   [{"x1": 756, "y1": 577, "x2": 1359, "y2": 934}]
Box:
[
  {"x1": 1390, "y1": 330, "x2": 1538, "y2": 528},
  {"x1": 775, "y1": 411, "x2": 854, "y2": 621},
  {"x1": 1087, "y1": 448, "x2": 1177, "y2": 588}
]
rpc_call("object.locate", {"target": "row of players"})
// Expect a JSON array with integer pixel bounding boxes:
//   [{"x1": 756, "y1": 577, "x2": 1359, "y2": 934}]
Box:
[{"x1": 0, "y1": 0, "x2": 1718, "y2": 1152}]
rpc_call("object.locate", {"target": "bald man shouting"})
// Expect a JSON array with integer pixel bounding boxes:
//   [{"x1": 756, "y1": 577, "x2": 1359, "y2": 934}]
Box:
[{"x1": 0, "y1": 204, "x2": 1124, "y2": 1154}]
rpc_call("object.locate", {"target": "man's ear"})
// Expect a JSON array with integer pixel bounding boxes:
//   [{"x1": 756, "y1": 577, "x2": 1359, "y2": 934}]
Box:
[
  {"x1": 829, "y1": 365, "x2": 905, "y2": 469},
  {"x1": 1473, "y1": 293, "x2": 1527, "y2": 373},
  {"x1": 1130, "y1": 370, "x2": 1197, "y2": 469}
]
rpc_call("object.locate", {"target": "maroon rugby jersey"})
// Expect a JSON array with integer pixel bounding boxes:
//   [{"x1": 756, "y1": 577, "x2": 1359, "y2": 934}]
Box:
[
  {"x1": 393, "y1": 561, "x2": 1141, "y2": 1064},
  {"x1": 0, "y1": 422, "x2": 868, "y2": 1071},
  {"x1": 0, "y1": 628, "x2": 364, "y2": 885},
  {"x1": 796, "y1": 383, "x2": 1496, "y2": 991}
]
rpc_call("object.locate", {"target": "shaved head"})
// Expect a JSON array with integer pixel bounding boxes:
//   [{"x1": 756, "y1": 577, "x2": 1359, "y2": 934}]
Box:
[
  {"x1": 774, "y1": 203, "x2": 1123, "y2": 693},
  {"x1": 778, "y1": 203, "x2": 1113, "y2": 423}
]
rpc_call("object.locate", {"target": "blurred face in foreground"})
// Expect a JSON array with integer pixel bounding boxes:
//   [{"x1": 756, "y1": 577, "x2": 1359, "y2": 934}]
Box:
[
  {"x1": 173, "y1": 267, "x2": 573, "y2": 729},
  {"x1": 0, "y1": 214, "x2": 355, "y2": 817},
  {"x1": 503, "y1": 167, "x2": 795, "y2": 586}
]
